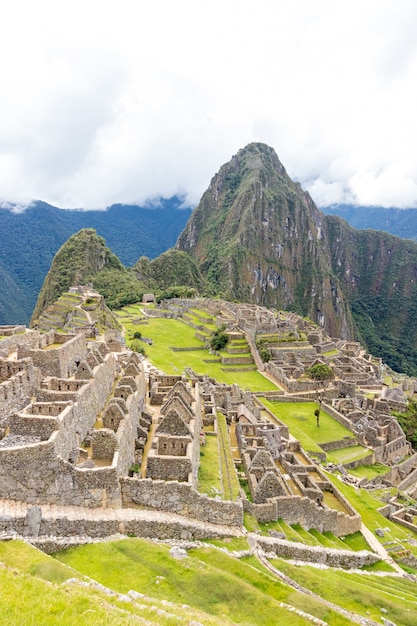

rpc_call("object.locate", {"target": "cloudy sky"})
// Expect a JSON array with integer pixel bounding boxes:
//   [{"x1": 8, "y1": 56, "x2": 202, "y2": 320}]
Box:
[{"x1": 1, "y1": 0, "x2": 417, "y2": 210}]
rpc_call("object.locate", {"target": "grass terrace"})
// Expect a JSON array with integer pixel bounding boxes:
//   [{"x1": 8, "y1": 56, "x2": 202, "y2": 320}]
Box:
[
  {"x1": 55, "y1": 538, "x2": 355, "y2": 625},
  {"x1": 267, "y1": 558, "x2": 417, "y2": 626},
  {"x1": 326, "y1": 446, "x2": 372, "y2": 465},
  {"x1": 116, "y1": 305, "x2": 280, "y2": 392},
  {"x1": 347, "y1": 463, "x2": 391, "y2": 480},
  {"x1": 260, "y1": 399, "x2": 357, "y2": 448}
]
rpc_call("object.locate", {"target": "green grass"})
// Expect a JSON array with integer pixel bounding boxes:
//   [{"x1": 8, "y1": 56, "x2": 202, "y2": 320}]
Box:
[
  {"x1": 198, "y1": 434, "x2": 223, "y2": 496},
  {"x1": 55, "y1": 538, "x2": 354, "y2": 625},
  {"x1": 347, "y1": 463, "x2": 390, "y2": 480},
  {"x1": 202, "y1": 536, "x2": 250, "y2": 551},
  {"x1": 260, "y1": 399, "x2": 358, "y2": 458},
  {"x1": 340, "y1": 531, "x2": 371, "y2": 552},
  {"x1": 269, "y1": 558, "x2": 417, "y2": 625},
  {"x1": 0, "y1": 540, "x2": 220, "y2": 625},
  {"x1": 0, "y1": 540, "x2": 78, "y2": 583},
  {"x1": 118, "y1": 310, "x2": 279, "y2": 391},
  {"x1": 327, "y1": 474, "x2": 417, "y2": 557},
  {"x1": 326, "y1": 446, "x2": 371, "y2": 465}
]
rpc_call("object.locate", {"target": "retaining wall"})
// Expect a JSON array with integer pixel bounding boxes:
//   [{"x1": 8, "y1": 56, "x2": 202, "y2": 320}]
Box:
[
  {"x1": 243, "y1": 489, "x2": 360, "y2": 536},
  {"x1": 255, "y1": 536, "x2": 380, "y2": 568},
  {"x1": 120, "y1": 478, "x2": 243, "y2": 526}
]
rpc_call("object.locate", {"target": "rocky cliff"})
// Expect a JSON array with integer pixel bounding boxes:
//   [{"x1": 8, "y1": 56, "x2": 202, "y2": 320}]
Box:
[
  {"x1": 176, "y1": 143, "x2": 417, "y2": 374},
  {"x1": 176, "y1": 143, "x2": 355, "y2": 339}
]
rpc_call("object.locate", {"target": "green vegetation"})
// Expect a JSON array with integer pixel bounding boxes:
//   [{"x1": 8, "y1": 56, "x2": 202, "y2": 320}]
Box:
[
  {"x1": 55, "y1": 538, "x2": 354, "y2": 625},
  {"x1": 31, "y1": 229, "x2": 141, "y2": 323},
  {"x1": 118, "y1": 308, "x2": 279, "y2": 392},
  {"x1": 393, "y1": 399, "x2": 417, "y2": 448},
  {"x1": 198, "y1": 434, "x2": 223, "y2": 496},
  {"x1": 305, "y1": 363, "x2": 334, "y2": 382},
  {"x1": 256, "y1": 338, "x2": 271, "y2": 362},
  {"x1": 209, "y1": 324, "x2": 230, "y2": 351},
  {"x1": 261, "y1": 399, "x2": 355, "y2": 448},
  {"x1": 129, "y1": 338, "x2": 146, "y2": 355},
  {"x1": 269, "y1": 558, "x2": 417, "y2": 625}
]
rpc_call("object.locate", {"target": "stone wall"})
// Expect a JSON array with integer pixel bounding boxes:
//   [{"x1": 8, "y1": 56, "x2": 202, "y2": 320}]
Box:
[
  {"x1": 121, "y1": 478, "x2": 243, "y2": 526},
  {"x1": 19, "y1": 333, "x2": 87, "y2": 378},
  {"x1": 0, "y1": 357, "x2": 41, "y2": 427},
  {"x1": 244, "y1": 490, "x2": 360, "y2": 536},
  {"x1": 384, "y1": 453, "x2": 417, "y2": 485},
  {"x1": 146, "y1": 453, "x2": 193, "y2": 482},
  {"x1": 255, "y1": 536, "x2": 380, "y2": 568},
  {"x1": 0, "y1": 353, "x2": 118, "y2": 505},
  {"x1": 0, "y1": 329, "x2": 40, "y2": 358},
  {"x1": 321, "y1": 402, "x2": 355, "y2": 431}
]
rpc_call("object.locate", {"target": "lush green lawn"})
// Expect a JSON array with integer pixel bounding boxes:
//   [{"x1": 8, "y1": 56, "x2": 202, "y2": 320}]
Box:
[
  {"x1": 260, "y1": 399, "x2": 360, "y2": 459},
  {"x1": 327, "y1": 446, "x2": 372, "y2": 465},
  {"x1": 117, "y1": 309, "x2": 280, "y2": 391},
  {"x1": 0, "y1": 541, "x2": 192, "y2": 626},
  {"x1": 348, "y1": 463, "x2": 390, "y2": 480},
  {"x1": 198, "y1": 434, "x2": 223, "y2": 496},
  {"x1": 55, "y1": 538, "x2": 354, "y2": 625},
  {"x1": 269, "y1": 558, "x2": 417, "y2": 626}
]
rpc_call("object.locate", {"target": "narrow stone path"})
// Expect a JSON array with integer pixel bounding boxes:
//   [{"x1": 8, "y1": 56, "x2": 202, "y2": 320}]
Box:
[{"x1": 360, "y1": 522, "x2": 405, "y2": 576}]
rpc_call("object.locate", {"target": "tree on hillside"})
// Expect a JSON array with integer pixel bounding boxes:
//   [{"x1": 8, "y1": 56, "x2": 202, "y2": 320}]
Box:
[{"x1": 305, "y1": 363, "x2": 334, "y2": 426}]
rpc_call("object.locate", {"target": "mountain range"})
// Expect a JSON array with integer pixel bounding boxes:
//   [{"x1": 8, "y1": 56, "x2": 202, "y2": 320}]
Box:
[
  {"x1": 6, "y1": 142, "x2": 417, "y2": 376},
  {"x1": 322, "y1": 204, "x2": 417, "y2": 241},
  {"x1": 0, "y1": 198, "x2": 192, "y2": 325}
]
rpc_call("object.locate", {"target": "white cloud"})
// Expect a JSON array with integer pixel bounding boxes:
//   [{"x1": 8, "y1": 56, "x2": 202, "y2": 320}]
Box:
[{"x1": 0, "y1": 0, "x2": 417, "y2": 209}]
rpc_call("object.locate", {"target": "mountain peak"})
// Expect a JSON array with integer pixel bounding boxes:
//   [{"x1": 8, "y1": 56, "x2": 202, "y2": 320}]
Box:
[{"x1": 176, "y1": 144, "x2": 353, "y2": 339}]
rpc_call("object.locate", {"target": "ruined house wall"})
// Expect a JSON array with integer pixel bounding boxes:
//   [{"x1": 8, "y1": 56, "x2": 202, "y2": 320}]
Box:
[
  {"x1": 20, "y1": 333, "x2": 87, "y2": 378},
  {"x1": 384, "y1": 453, "x2": 417, "y2": 485},
  {"x1": 120, "y1": 477, "x2": 243, "y2": 526},
  {"x1": 383, "y1": 435, "x2": 411, "y2": 463},
  {"x1": 0, "y1": 432, "x2": 122, "y2": 508},
  {"x1": 9, "y1": 413, "x2": 60, "y2": 441},
  {"x1": 146, "y1": 451, "x2": 193, "y2": 482},
  {"x1": 397, "y1": 467, "x2": 417, "y2": 491},
  {"x1": 0, "y1": 329, "x2": 40, "y2": 357},
  {"x1": 0, "y1": 358, "x2": 41, "y2": 427},
  {"x1": 112, "y1": 388, "x2": 142, "y2": 476},
  {"x1": 0, "y1": 353, "x2": 117, "y2": 504}
]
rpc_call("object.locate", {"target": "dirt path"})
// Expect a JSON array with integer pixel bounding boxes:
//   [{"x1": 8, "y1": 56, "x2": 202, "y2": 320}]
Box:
[{"x1": 360, "y1": 522, "x2": 405, "y2": 576}]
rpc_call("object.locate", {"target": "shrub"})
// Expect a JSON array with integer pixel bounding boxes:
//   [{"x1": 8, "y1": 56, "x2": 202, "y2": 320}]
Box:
[
  {"x1": 209, "y1": 325, "x2": 229, "y2": 351},
  {"x1": 130, "y1": 339, "x2": 146, "y2": 356}
]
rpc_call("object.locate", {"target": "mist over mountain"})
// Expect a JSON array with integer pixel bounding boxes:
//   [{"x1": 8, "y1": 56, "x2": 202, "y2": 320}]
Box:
[{"x1": 0, "y1": 198, "x2": 192, "y2": 324}]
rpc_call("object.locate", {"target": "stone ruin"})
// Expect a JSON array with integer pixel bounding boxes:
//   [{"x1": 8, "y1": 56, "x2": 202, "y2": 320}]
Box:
[
  {"x1": 0, "y1": 327, "x2": 146, "y2": 508},
  {"x1": 1, "y1": 296, "x2": 417, "y2": 553}
]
